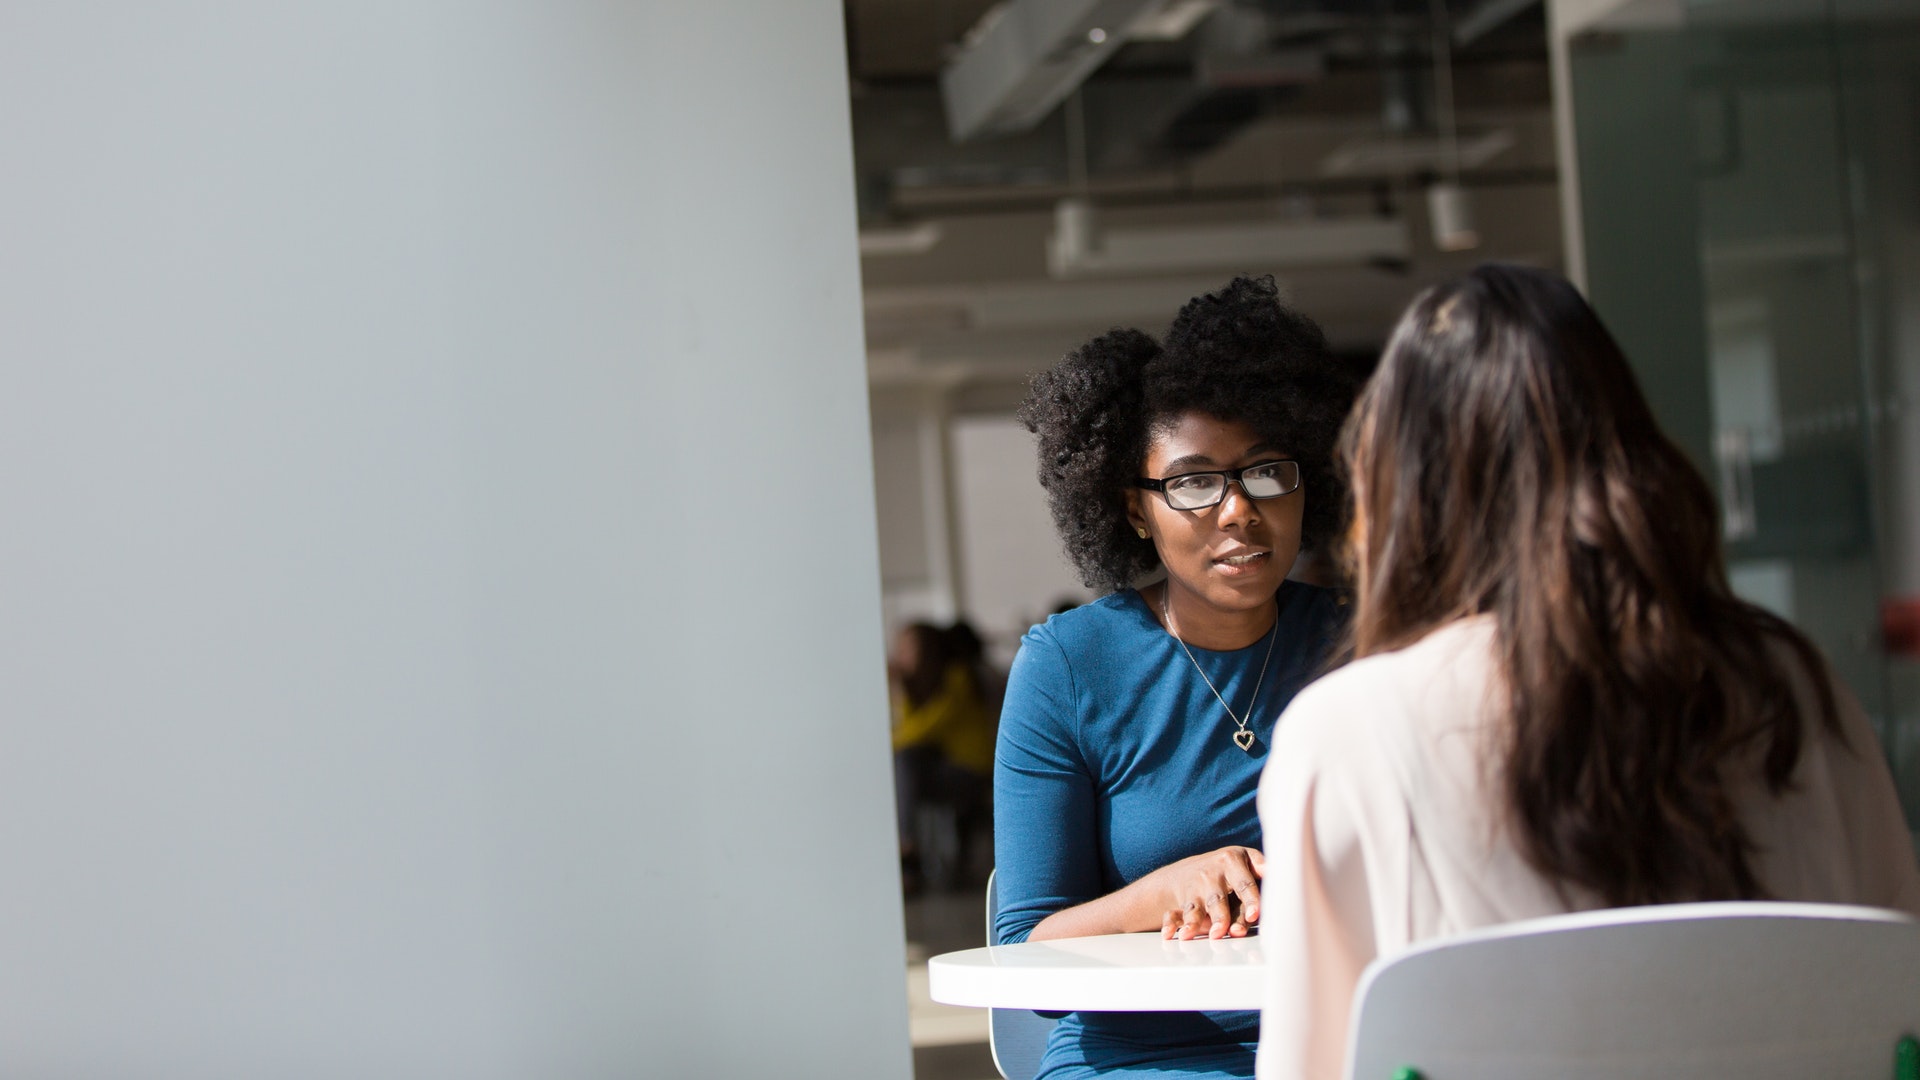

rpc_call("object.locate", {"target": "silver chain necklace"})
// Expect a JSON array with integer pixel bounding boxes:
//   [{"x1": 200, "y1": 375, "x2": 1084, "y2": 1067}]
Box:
[{"x1": 1163, "y1": 587, "x2": 1278, "y2": 754}]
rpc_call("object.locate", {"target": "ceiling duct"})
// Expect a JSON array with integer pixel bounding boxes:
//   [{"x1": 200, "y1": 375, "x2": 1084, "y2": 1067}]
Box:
[
  {"x1": 1046, "y1": 197, "x2": 1410, "y2": 279},
  {"x1": 940, "y1": 0, "x2": 1173, "y2": 142}
]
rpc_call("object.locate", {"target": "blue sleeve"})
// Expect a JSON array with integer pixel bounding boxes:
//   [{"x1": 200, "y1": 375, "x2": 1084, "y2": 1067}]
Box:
[{"x1": 992, "y1": 626, "x2": 1101, "y2": 945}]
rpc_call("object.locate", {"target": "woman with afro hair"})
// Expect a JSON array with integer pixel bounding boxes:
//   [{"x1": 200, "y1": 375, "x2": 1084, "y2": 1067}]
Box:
[{"x1": 992, "y1": 276, "x2": 1364, "y2": 1079}]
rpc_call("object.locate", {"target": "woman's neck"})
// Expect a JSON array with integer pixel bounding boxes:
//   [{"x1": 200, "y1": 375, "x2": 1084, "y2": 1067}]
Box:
[{"x1": 1153, "y1": 581, "x2": 1277, "y2": 651}]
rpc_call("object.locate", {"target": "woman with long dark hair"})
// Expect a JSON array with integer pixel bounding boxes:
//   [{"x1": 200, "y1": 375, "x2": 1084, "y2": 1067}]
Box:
[{"x1": 1254, "y1": 264, "x2": 1920, "y2": 1080}]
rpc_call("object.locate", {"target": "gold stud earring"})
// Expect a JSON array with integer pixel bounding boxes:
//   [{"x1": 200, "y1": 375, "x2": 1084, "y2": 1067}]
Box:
[{"x1": 1136, "y1": 527, "x2": 1149, "y2": 539}]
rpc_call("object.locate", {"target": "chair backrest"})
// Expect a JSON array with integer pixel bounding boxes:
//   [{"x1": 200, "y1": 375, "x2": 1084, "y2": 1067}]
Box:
[
  {"x1": 985, "y1": 869, "x2": 1059, "y2": 1080},
  {"x1": 1344, "y1": 901, "x2": 1920, "y2": 1080}
]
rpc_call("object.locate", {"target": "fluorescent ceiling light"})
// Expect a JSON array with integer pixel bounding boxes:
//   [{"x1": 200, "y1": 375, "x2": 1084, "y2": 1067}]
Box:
[
  {"x1": 868, "y1": 275, "x2": 1283, "y2": 334},
  {"x1": 1320, "y1": 129, "x2": 1515, "y2": 177},
  {"x1": 858, "y1": 222, "x2": 944, "y2": 257},
  {"x1": 1046, "y1": 198, "x2": 1409, "y2": 279}
]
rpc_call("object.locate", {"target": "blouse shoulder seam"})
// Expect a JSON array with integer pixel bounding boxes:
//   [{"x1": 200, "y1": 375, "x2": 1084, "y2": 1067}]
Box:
[{"x1": 1041, "y1": 625, "x2": 1088, "y2": 763}]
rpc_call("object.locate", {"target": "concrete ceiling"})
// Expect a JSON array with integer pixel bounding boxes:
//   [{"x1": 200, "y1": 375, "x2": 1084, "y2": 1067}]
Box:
[{"x1": 846, "y1": 0, "x2": 1564, "y2": 405}]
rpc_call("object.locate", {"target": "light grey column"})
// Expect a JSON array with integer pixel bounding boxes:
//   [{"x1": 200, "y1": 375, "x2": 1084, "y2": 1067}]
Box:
[{"x1": 0, "y1": 2, "x2": 909, "y2": 1077}]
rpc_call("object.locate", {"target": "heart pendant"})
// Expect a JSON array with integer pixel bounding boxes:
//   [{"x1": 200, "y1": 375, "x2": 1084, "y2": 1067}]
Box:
[{"x1": 1233, "y1": 729, "x2": 1255, "y2": 753}]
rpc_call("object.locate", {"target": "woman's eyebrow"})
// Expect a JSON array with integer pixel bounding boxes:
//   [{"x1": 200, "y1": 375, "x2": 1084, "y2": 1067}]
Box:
[
  {"x1": 1162, "y1": 452, "x2": 1220, "y2": 472},
  {"x1": 1162, "y1": 444, "x2": 1287, "y2": 472}
]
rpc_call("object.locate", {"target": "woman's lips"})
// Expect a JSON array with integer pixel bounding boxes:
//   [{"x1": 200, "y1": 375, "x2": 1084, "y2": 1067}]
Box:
[{"x1": 1213, "y1": 550, "x2": 1270, "y2": 574}]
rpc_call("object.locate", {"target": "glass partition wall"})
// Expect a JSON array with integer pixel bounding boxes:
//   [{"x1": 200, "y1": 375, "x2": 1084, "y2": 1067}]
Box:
[{"x1": 1570, "y1": 0, "x2": 1920, "y2": 833}]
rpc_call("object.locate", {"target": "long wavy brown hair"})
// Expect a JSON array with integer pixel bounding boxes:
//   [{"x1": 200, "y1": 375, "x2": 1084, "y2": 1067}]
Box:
[{"x1": 1342, "y1": 264, "x2": 1840, "y2": 906}]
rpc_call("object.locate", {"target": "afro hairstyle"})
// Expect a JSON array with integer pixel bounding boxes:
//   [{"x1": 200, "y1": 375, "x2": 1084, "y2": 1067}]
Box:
[{"x1": 1018, "y1": 275, "x2": 1362, "y2": 592}]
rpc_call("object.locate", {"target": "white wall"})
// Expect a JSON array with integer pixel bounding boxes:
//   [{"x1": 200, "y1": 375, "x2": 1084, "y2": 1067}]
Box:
[
  {"x1": 870, "y1": 392, "x2": 1091, "y2": 665},
  {"x1": 0, "y1": 3, "x2": 909, "y2": 1077},
  {"x1": 872, "y1": 397, "x2": 960, "y2": 629},
  {"x1": 952, "y1": 415, "x2": 1090, "y2": 659}
]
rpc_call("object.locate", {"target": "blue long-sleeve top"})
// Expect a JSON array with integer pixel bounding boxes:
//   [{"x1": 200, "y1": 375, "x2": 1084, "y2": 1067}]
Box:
[{"x1": 993, "y1": 582, "x2": 1344, "y2": 1078}]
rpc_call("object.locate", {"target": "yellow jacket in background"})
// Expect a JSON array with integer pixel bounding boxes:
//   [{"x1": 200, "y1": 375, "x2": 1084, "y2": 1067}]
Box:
[{"x1": 891, "y1": 664, "x2": 996, "y2": 775}]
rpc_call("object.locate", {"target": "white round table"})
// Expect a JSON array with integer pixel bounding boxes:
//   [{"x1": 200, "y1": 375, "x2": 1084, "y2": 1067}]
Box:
[{"x1": 926, "y1": 932, "x2": 1266, "y2": 1011}]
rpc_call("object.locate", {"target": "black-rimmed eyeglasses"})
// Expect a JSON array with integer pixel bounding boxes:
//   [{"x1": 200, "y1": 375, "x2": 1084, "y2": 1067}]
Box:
[{"x1": 1134, "y1": 459, "x2": 1301, "y2": 511}]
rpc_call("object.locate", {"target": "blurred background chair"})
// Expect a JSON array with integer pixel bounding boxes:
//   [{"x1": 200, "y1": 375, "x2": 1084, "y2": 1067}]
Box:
[
  {"x1": 985, "y1": 869, "x2": 1060, "y2": 1080},
  {"x1": 1344, "y1": 901, "x2": 1920, "y2": 1080}
]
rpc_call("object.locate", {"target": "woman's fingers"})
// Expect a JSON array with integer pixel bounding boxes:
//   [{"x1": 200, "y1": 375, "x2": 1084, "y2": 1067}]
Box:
[
  {"x1": 1229, "y1": 872, "x2": 1261, "y2": 926},
  {"x1": 1165, "y1": 908, "x2": 1257, "y2": 939},
  {"x1": 1181, "y1": 897, "x2": 1206, "y2": 940},
  {"x1": 1203, "y1": 889, "x2": 1233, "y2": 938},
  {"x1": 1206, "y1": 846, "x2": 1260, "y2": 927},
  {"x1": 1151, "y1": 845, "x2": 1269, "y2": 939},
  {"x1": 1231, "y1": 847, "x2": 1264, "y2": 925}
]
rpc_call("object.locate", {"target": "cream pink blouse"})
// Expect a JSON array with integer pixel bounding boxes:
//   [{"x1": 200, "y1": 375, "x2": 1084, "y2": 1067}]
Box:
[{"x1": 1255, "y1": 616, "x2": 1920, "y2": 1080}]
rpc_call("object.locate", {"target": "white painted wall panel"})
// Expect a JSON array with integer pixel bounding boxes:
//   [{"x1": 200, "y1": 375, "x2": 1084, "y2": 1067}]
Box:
[
  {"x1": 952, "y1": 415, "x2": 1089, "y2": 658},
  {"x1": 0, "y1": 3, "x2": 908, "y2": 1076}
]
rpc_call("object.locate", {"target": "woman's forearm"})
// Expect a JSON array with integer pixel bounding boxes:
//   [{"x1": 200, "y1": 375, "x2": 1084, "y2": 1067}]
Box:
[
  {"x1": 1024, "y1": 875, "x2": 1173, "y2": 941},
  {"x1": 1023, "y1": 845, "x2": 1266, "y2": 942}
]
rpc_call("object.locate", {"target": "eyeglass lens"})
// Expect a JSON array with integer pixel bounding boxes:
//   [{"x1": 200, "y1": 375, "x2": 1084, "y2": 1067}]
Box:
[{"x1": 1162, "y1": 461, "x2": 1298, "y2": 509}]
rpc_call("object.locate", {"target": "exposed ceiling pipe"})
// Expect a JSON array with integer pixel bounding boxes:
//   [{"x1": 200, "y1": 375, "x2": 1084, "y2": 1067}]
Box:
[
  {"x1": 1426, "y1": 0, "x2": 1481, "y2": 251},
  {"x1": 940, "y1": 0, "x2": 1218, "y2": 142},
  {"x1": 1453, "y1": 0, "x2": 1542, "y2": 45}
]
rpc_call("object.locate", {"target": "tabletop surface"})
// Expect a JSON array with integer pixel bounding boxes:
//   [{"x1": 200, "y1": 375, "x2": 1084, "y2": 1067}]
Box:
[{"x1": 926, "y1": 931, "x2": 1267, "y2": 1012}]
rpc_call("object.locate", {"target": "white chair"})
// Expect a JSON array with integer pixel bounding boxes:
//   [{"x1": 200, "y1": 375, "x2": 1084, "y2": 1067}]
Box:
[
  {"x1": 1344, "y1": 902, "x2": 1920, "y2": 1080},
  {"x1": 984, "y1": 869, "x2": 1059, "y2": 1080}
]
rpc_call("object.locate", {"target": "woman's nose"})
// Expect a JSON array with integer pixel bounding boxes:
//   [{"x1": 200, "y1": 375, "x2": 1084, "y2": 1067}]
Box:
[{"x1": 1215, "y1": 480, "x2": 1261, "y2": 527}]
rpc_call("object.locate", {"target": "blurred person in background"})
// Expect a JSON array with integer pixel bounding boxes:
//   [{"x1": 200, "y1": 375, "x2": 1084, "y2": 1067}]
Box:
[
  {"x1": 891, "y1": 620, "x2": 995, "y2": 894},
  {"x1": 995, "y1": 276, "x2": 1363, "y2": 1079},
  {"x1": 943, "y1": 618, "x2": 1008, "y2": 728},
  {"x1": 1256, "y1": 264, "x2": 1920, "y2": 1080}
]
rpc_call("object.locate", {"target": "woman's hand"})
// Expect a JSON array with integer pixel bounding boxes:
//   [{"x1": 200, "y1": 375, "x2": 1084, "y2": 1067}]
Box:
[
  {"x1": 1152, "y1": 845, "x2": 1265, "y2": 940},
  {"x1": 1020, "y1": 843, "x2": 1267, "y2": 942}
]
